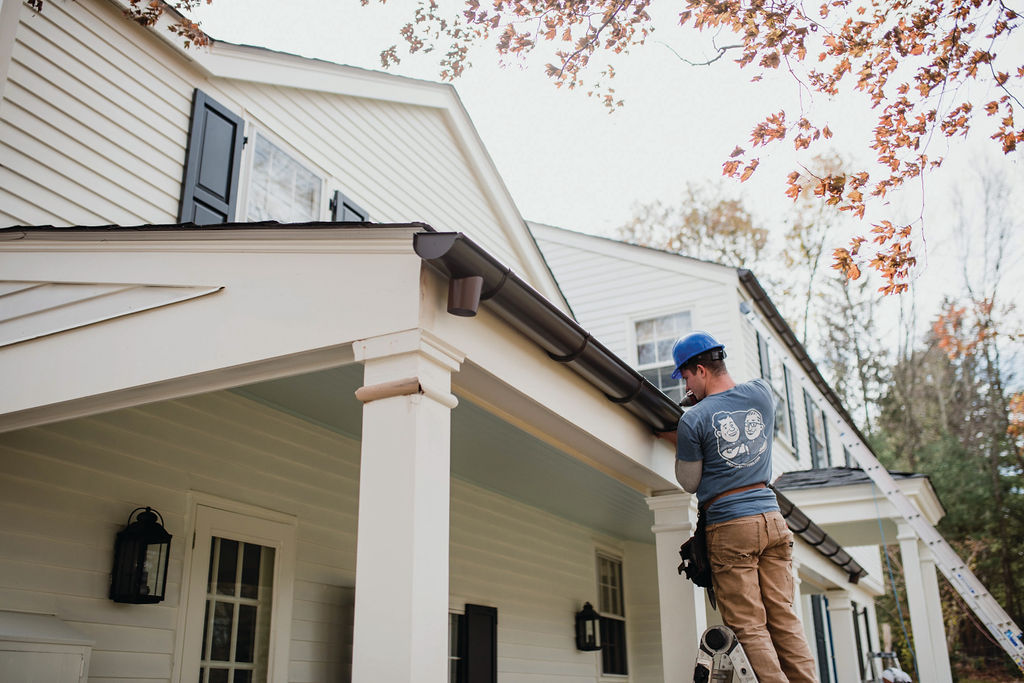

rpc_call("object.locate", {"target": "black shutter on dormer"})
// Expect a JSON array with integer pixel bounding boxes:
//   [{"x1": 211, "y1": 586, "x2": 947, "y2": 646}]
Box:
[
  {"x1": 179, "y1": 89, "x2": 245, "y2": 225},
  {"x1": 464, "y1": 604, "x2": 497, "y2": 683},
  {"x1": 331, "y1": 189, "x2": 369, "y2": 222}
]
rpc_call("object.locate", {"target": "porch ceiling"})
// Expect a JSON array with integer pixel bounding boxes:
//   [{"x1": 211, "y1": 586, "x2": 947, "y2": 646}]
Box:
[{"x1": 235, "y1": 364, "x2": 655, "y2": 544}]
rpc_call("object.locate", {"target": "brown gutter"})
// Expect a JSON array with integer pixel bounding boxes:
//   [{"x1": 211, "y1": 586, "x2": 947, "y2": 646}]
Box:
[{"x1": 416, "y1": 232, "x2": 867, "y2": 583}]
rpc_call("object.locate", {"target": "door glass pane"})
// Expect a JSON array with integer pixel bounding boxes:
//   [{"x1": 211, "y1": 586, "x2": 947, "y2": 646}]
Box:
[
  {"x1": 211, "y1": 601, "x2": 233, "y2": 661},
  {"x1": 217, "y1": 540, "x2": 239, "y2": 595},
  {"x1": 201, "y1": 536, "x2": 275, "y2": 683}
]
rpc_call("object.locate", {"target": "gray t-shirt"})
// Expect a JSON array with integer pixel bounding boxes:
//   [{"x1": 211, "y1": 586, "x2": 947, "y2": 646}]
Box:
[{"x1": 676, "y1": 378, "x2": 780, "y2": 524}]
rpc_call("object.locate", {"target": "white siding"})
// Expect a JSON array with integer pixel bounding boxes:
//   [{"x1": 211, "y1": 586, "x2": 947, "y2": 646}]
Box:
[
  {"x1": 450, "y1": 479, "x2": 661, "y2": 683},
  {"x1": 0, "y1": 390, "x2": 359, "y2": 682},
  {"x1": 0, "y1": 0, "x2": 529, "y2": 275},
  {"x1": 0, "y1": 389, "x2": 662, "y2": 683},
  {"x1": 536, "y1": 237, "x2": 736, "y2": 362}
]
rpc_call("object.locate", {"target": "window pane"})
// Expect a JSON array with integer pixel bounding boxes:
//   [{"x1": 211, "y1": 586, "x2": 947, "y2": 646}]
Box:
[
  {"x1": 233, "y1": 672, "x2": 252, "y2": 683},
  {"x1": 247, "y1": 134, "x2": 320, "y2": 223},
  {"x1": 635, "y1": 319, "x2": 654, "y2": 343},
  {"x1": 211, "y1": 601, "x2": 233, "y2": 661},
  {"x1": 637, "y1": 342, "x2": 655, "y2": 365},
  {"x1": 656, "y1": 338, "x2": 674, "y2": 363},
  {"x1": 208, "y1": 669, "x2": 229, "y2": 683},
  {"x1": 217, "y1": 540, "x2": 239, "y2": 596},
  {"x1": 236, "y1": 604, "x2": 257, "y2": 663},
  {"x1": 240, "y1": 544, "x2": 262, "y2": 599}
]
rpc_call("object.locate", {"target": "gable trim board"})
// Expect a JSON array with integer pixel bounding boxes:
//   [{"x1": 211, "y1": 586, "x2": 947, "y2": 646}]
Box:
[{"x1": 77, "y1": 0, "x2": 570, "y2": 314}]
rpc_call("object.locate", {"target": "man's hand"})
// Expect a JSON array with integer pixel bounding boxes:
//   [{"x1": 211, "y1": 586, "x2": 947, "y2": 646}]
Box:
[{"x1": 657, "y1": 429, "x2": 678, "y2": 446}]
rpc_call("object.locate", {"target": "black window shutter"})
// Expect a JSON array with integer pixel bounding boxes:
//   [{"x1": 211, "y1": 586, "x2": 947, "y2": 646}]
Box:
[
  {"x1": 464, "y1": 604, "x2": 497, "y2": 683},
  {"x1": 783, "y1": 366, "x2": 799, "y2": 452},
  {"x1": 331, "y1": 189, "x2": 369, "y2": 222},
  {"x1": 756, "y1": 331, "x2": 771, "y2": 380},
  {"x1": 811, "y1": 595, "x2": 832, "y2": 683},
  {"x1": 803, "y1": 389, "x2": 820, "y2": 468},
  {"x1": 179, "y1": 89, "x2": 245, "y2": 225},
  {"x1": 822, "y1": 414, "x2": 832, "y2": 466}
]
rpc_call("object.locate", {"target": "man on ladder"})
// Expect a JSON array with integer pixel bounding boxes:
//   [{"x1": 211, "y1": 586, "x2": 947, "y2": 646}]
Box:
[{"x1": 663, "y1": 331, "x2": 818, "y2": 683}]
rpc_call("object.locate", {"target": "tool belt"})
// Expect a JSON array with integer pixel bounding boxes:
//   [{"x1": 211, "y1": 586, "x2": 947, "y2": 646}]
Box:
[
  {"x1": 700, "y1": 482, "x2": 768, "y2": 513},
  {"x1": 678, "y1": 482, "x2": 768, "y2": 610}
]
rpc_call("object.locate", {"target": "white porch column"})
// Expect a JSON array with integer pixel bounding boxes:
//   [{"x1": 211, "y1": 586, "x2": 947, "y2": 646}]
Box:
[
  {"x1": 646, "y1": 493, "x2": 707, "y2": 681},
  {"x1": 920, "y1": 546, "x2": 953, "y2": 682},
  {"x1": 825, "y1": 591, "x2": 859, "y2": 683},
  {"x1": 897, "y1": 523, "x2": 937, "y2": 683},
  {"x1": 351, "y1": 330, "x2": 464, "y2": 683}
]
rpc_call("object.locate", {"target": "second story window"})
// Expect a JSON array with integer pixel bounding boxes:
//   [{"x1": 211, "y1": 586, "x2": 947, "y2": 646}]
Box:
[
  {"x1": 247, "y1": 133, "x2": 322, "y2": 223},
  {"x1": 635, "y1": 311, "x2": 692, "y2": 403}
]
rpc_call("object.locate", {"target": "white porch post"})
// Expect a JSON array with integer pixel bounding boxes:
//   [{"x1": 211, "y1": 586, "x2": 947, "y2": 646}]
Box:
[
  {"x1": 920, "y1": 546, "x2": 953, "y2": 682},
  {"x1": 825, "y1": 591, "x2": 859, "y2": 683},
  {"x1": 897, "y1": 523, "x2": 938, "y2": 683},
  {"x1": 646, "y1": 493, "x2": 707, "y2": 681},
  {"x1": 351, "y1": 330, "x2": 464, "y2": 683}
]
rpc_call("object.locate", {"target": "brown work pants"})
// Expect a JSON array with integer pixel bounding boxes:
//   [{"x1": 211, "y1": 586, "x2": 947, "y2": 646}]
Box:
[{"x1": 707, "y1": 510, "x2": 818, "y2": 683}]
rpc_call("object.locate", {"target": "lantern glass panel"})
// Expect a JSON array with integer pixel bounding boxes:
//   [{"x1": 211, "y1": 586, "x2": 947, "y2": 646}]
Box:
[{"x1": 143, "y1": 542, "x2": 167, "y2": 597}]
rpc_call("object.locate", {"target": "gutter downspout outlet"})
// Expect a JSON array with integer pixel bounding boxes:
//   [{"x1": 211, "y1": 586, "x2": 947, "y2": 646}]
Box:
[{"x1": 447, "y1": 275, "x2": 484, "y2": 316}]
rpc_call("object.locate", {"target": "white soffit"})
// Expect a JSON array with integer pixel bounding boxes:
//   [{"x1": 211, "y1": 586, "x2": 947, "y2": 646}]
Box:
[{"x1": 0, "y1": 280, "x2": 222, "y2": 347}]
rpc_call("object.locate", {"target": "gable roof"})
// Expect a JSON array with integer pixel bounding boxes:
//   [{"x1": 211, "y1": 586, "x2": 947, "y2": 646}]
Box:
[{"x1": 84, "y1": 0, "x2": 570, "y2": 313}]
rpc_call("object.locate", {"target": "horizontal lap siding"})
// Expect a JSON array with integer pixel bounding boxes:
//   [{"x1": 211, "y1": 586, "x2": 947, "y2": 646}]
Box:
[
  {"x1": 1, "y1": 0, "x2": 533, "y2": 278},
  {"x1": 450, "y1": 479, "x2": 662, "y2": 683},
  {"x1": 0, "y1": 391, "x2": 359, "y2": 683},
  {"x1": 1, "y1": 0, "x2": 190, "y2": 227},
  {"x1": 537, "y1": 238, "x2": 735, "y2": 360}
]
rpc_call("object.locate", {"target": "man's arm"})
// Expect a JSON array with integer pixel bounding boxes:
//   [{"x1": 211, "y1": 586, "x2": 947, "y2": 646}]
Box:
[{"x1": 675, "y1": 459, "x2": 702, "y2": 493}]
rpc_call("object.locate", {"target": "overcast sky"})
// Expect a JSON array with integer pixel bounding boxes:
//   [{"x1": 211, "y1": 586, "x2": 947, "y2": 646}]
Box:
[{"x1": 190, "y1": 0, "x2": 1022, "y2": 345}]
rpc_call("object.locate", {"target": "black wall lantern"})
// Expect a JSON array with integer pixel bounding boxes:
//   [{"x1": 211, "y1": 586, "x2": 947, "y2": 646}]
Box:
[
  {"x1": 109, "y1": 507, "x2": 172, "y2": 604},
  {"x1": 575, "y1": 602, "x2": 602, "y2": 651}
]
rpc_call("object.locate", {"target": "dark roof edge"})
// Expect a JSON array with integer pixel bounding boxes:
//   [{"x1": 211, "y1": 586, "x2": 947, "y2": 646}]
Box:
[
  {"x1": 773, "y1": 485, "x2": 868, "y2": 583},
  {"x1": 737, "y1": 270, "x2": 876, "y2": 455},
  {"x1": 416, "y1": 231, "x2": 866, "y2": 583},
  {"x1": 0, "y1": 220, "x2": 433, "y2": 236}
]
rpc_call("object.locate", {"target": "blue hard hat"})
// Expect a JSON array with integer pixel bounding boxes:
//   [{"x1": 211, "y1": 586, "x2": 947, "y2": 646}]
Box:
[{"x1": 670, "y1": 331, "x2": 725, "y2": 379}]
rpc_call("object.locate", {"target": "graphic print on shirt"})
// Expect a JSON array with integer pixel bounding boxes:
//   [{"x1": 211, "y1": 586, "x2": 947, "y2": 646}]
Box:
[{"x1": 712, "y1": 408, "x2": 768, "y2": 468}]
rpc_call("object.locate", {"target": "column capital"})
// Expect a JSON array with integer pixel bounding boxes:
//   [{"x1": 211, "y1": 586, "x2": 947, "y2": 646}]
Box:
[
  {"x1": 353, "y1": 328, "x2": 465, "y2": 370},
  {"x1": 354, "y1": 329, "x2": 464, "y2": 409},
  {"x1": 645, "y1": 492, "x2": 698, "y2": 532},
  {"x1": 825, "y1": 589, "x2": 853, "y2": 612}
]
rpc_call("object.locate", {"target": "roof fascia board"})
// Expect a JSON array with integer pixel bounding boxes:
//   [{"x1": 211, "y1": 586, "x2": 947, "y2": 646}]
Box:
[{"x1": 530, "y1": 223, "x2": 738, "y2": 287}]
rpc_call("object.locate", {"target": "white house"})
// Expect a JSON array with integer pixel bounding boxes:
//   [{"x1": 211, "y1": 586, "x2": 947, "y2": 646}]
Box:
[
  {"x1": 0, "y1": 0, "x2": 950, "y2": 681},
  {"x1": 530, "y1": 223, "x2": 953, "y2": 683}
]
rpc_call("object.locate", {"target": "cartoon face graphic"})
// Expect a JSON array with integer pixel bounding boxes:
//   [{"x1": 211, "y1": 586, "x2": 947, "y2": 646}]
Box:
[
  {"x1": 744, "y1": 410, "x2": 765, "y2": 440},
  {"x1": 712, "y1": 408, "x2": 768, "y2": 468},
  {"x1": 717, "y1": 415, "x2": 741, "y2": 443}
]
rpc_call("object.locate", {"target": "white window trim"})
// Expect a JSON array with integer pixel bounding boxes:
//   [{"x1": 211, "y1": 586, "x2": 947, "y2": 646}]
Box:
[
  {"x1": 238, "y1": 123, "x2": 329, "y2": 222},
  {"x1": 625, "y1": 307, "x2": 699, "y2": 368},
  {"x1": 172, "y1": 493, "x2": 298, "y2": 683}
]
